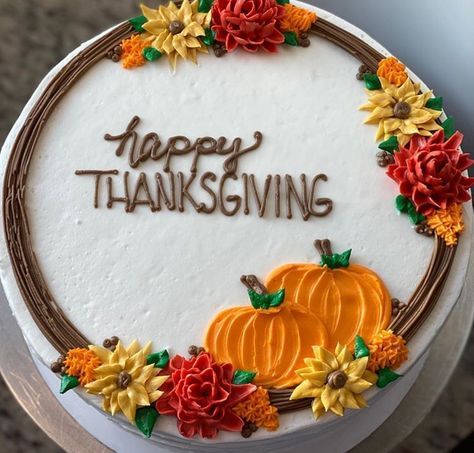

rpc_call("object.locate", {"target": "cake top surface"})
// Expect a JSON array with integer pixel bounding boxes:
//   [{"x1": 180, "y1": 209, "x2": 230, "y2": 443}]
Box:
[{"x1": 0, "y1": 0, "x2": 472, "y2": 444}]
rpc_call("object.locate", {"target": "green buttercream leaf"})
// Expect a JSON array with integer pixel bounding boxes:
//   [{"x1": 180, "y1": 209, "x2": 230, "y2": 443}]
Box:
[
  {"x1": 146, "y1": 349, "x2": 169, "y2": 368},
  {"x1": 232, "y1": 370, "x2": 257, "y2": 385},
  {"x1": 378, "y1": 136, "x2": 398, "y2": 154},
  {"x1": 395, "y1": 195, "x2": 410, "y2": 213},
  {"x1": 425, "y1": 96, "x2": 443, "y2": 111},
  {"x1": 60, "y1": 374, "x2": 79, "y2": 394},
  {"x1": 363, "y1": 73, "x2": 382, "y2": 90},
  {"x1": 129, "y1": 15, "x2": 147, "y2": 33},
  {"x1": 376, "y1": 367, "x2": 401, "y2": 388},
  {"x1": 143, "y1": 47, "x2": 162, "y2": 62},
  {"x1": 442, "y1": 116, "x2": 455, "y2": 139},
  {"x1": 198, "y1": 0, "x2": 214, "y2": 13},
  {"x1": 135, "y1": 406, "x2": 159, "y2": 438},
  {"x1": 407, "y1": 203, "x2": 426, "y2": 225},
  {"x1": 354, "y1": 335, "x2": 370, "y2": 359},
  {"x1": 284, "y1": 32, "x2": 299, "y2": 47},
  {"x1": 202, "y1": 28, "x2": 215, "y2": 46},
  {"x1": 276, "y1": 0, "x2": 290, "y2": 4},
  {"x1": 248, "y1": 289, "x2": 285, "y2": 310},
  {"x1": 395, "y1": 195, "x2": 425, "y2": 224},
  {"x1": 320, "y1": 249, "x2": 351, "y2": 269}
]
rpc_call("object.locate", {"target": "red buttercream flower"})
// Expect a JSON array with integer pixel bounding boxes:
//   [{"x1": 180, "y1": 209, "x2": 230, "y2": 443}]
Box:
[
  {"x1": 155, "y1": 353, "x2": 256, "y2": 438},
  {"x1": 387, "y1": 130, "x2": 474, "y2": 216},
  {"x1": 211, "y1": 0, "x2": 285, "y2": 53}
]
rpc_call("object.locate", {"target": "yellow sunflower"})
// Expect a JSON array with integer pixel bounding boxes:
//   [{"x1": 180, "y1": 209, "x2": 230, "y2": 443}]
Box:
[
  {"x1": 85, "y1": 340, "x2": 168, "y2": 424},
  {"x1": 359, "y1": 77, "x2": 442, "y2": 146},
  {"x1": 141, "y1": 0, "x2": 210, "y2": 69},
  {"x1": 290, "y1": 344, "x2": 377, "y2": 419}
]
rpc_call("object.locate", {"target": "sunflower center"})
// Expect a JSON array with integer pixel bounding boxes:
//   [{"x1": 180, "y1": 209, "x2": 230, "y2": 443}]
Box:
[
  {"x1": 169, "y1": 20, "x2": 185, "y2": 35},
  {"x1": 117, "y1": 370, "x2": 132, "y2": 389},
  {"x1": 327, "y1": 370, "x2": 348, "y2": 389},
  {"x1": 393, "y1": 101, "x2": 411, "y2": 119}
]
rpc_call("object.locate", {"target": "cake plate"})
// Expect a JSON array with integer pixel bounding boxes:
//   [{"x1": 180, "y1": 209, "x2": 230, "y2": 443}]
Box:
[{"x1": 0, "y1": 230, "x2": 472, "y2": 452}]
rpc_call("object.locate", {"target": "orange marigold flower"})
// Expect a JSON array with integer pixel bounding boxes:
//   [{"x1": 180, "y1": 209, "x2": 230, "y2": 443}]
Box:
[
  {"x1": 426, "y1": 203, "x2": 464, "y2": 246},
  {"x1": 233, "y1": 387, "x2": 279, "y2": 431},
  {"x1": 120, "y1": 35, "x2": 147, "y2": 69},
  {"x1": 280, "y1": 4, "x2": 317, "y2": 36},
  {"x1": 377, "y1": 56, "x2": 408, "y2": 87},
  {"x1": 367, "y1": 330, "x2": 408, "y2": 373},
  {"x1": 64, "y1": 348, "x2": 101, "y2": 386}
]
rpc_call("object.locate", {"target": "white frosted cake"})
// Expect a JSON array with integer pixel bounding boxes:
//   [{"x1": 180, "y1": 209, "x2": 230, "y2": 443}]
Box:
[{"x1": 1, "y1": 0, "x2": 472, "y2": 449}]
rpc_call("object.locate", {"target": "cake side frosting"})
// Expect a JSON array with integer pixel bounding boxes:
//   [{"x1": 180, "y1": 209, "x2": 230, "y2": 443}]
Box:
[{"x1": 0, "y1": 0, "x2": 472, "y2": 444}]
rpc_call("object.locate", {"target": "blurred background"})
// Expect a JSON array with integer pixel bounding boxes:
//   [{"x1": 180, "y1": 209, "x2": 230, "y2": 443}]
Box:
[{"x1": 0, "y1": 1, "x2": 472, "y2": 452}]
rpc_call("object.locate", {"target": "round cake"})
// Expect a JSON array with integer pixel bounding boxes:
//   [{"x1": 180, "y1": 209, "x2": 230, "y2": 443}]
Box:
[{"x1": 1, "y1": 0, "x2": 472, "y2": 449}]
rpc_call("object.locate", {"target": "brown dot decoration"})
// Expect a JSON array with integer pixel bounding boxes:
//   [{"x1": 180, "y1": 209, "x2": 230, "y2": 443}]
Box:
[{"x1": 376, "y1": 150, "x2": 395, "y2": 167}]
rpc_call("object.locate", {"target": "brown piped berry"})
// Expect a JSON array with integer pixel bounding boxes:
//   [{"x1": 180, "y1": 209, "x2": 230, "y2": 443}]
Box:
[
  {"x1": 376, "y1": 150, "x2": 395, "y2": 167},
  {"x1": 356, "y1": 64, "x2": 371, "y2": 81},
  {"x1": 188, "y1": 345, "x2": 199, "y2": 356},
  {"x1": 415, "y1": 221, "x2": 434, "y2": 237},
  {"x1": 241, "y1": 422, "x2": 254, "y2": 438},
  {"x1": 197, "y1": 346, "x2": 205, "y2": 355},
  {"x1": 213, "y1": 42, "x2": 227, "y2": 58},
  {"x1": 248, "y1": 422, "x2": 258, "y2": 433},
  {"x1": 103, "y1": 338, "x2": 112, "y2": 348},
  {"x1": 113, "y1": 45, "x2": 123, "y2": 55},
  {"x1": 299, "y1": 37, "x2": 310, "y2": 48},
  {"x1": 111, "y1": 53, "x2": 121, "y2": 63},
  {"x1": 107, "y1": 45, "x2": 123, "y2": 62},
  {"x1": 50, "y1": 361, "x2": 62, "y2": 373},
  {"x1": 110, "y1": 336, "x2": 119, "y2": 345}
]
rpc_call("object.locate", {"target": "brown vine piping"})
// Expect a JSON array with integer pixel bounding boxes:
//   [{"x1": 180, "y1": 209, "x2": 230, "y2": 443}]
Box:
[{"x1": 2, "y1": 17, "x2": 457, "y2": 413}]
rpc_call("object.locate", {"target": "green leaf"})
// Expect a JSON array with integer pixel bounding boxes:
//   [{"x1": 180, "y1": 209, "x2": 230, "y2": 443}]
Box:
[
  {"x1": 320, "y1": 249, "x2": 352, "y2": 269},
  {"x1": 198, "y1": 0, "x2": 213, "y2": 13},
  {"x1": 233, "y1": 370, "x2": 257, "y2": 385},
  {"x1": 378, "y1": 136, "x2": 398, "y2": 154},
  {"x1": 284, "y1": 32, "x2": 299, "y2": 47},
  {"x1": 202, "y1": 28, "x2": 215, "y2": 46},
  {"x1": 146, "y1": 349, "x2": 169, "y2": 368},
  {"x1": 248, "y1": 289, "x2": 285, "y2": 310},
  {"x1": 363, "y1": 73, "x2": 381, "y2": 90},
  {"x1": 441, "y1": 116, "x2": 455, "y2": 139},
  {"x1": 425, "y1": 96, "x2": 443, "y2": 111},
  {"x1": 276, "y1": 0, "x2": 290, "y2": 4},
  {"x1": 142, "y1": 47, "x2": 162, "y2": 62},
  {"x1": 395, "y1": 195, "x2": 410, "y2": 213},
  {"x1": 354, "y1": 335, "x2": 370, "y2": 359},
  {"x1": 129, "y1": 15, "x2": 147, "y2": 33},
  {"x1": 407, "y1": 203, "x2": 426, "y2": 225},
  {"x1": 135, "y1": 406, "x2": 159, "y2": 438},
  {"x1": 376, "y1": 368, "x2": 401, "y2": 388},
  {"x1": 60, "y1": 374, "x2": 79, "y2": 394}
]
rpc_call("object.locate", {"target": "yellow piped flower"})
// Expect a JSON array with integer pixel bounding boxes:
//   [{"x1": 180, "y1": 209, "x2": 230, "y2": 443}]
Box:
[
  {"x1": 359, "y1": 77, "x2": 442, "y2": 146},
  {"x1": 85, "y1": 340, "x2": 168, "y2": 424},
  {"x1": 141, "y1": 0, "x2": 210, "y2": 69},
  {"x1": 290, "y1": 344, "x2": 377, "y2": 419},
  {"x1": 233, "y1": 387, "x2": 279, "y2": 431},
  {"x1": 426, "y1": 203, "x2": 464, "y2": 246}
]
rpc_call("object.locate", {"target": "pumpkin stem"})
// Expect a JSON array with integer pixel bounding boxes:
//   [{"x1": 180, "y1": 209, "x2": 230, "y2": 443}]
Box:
[
  {"x1": 240, "y1": 275, "x2": 268, "y2": 295},
  {"x1": 314, "y1": 239, "x2": 333, "y2": 257}
]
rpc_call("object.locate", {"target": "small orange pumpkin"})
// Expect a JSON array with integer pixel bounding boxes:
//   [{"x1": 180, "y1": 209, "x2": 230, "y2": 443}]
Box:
[
  {"x1": 265, "y1": 239, "x2": 392, "y2": 350},
  {"x1": 204, "y1": 275, "x2": 329, "y2": 388}
]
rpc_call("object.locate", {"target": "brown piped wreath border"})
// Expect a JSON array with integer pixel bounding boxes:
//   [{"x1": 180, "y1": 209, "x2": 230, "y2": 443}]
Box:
[{"x1": 2, "y1": 19, "x2": 457, "y2": 413}]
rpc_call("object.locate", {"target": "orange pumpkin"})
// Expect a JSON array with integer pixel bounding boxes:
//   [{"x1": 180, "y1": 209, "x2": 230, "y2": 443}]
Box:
[
  {"x1": 204, "y1": 278, "x2": 329, "y2": 388},
  {"x1": 265, "y1": 240, "x2": 392, "y2": 350}
]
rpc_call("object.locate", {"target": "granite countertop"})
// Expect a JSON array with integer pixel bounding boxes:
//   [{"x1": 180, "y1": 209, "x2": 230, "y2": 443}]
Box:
[{"x1": 0, "y1": 1, "x2": 472, "y2": 452}]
